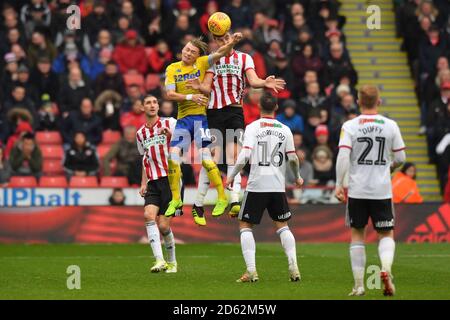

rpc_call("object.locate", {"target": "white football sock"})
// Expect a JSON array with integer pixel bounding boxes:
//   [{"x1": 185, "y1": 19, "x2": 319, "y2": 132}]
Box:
[
  {"x1": 277, "y1": 226, "x2": 298, "y2": 269},
  {"x1": 162, "y1": 228, "x2": 176, "y2": 263},
  {"x1": 195, "y1": 167, "x2": 210, "y2": 207},
  {"x1": 227, "y1": 165, "x2": 241, "y2": 203},
  {"x1": 350, "y1": 241, "x2": 366, "y2": 288},
  {"x1": 145, "y1": 221, "x2": 164, "y2": 261},
  {"x1": 378, "y1": 237, "x2": 395, "y2": 274},
  {"x1": 240, "y1": 228, "x2": 256, "y2": 273}
]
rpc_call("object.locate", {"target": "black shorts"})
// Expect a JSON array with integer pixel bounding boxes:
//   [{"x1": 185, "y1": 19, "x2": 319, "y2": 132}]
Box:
[
  {"x1": 207, "y1": 106, "x2": 245, "y2": 146},
  {"x1": 238, "y1": 191, "x2": 292, "y2": 225},
  {"x1": 346, "y1": 197, "x2": 395, "y2": 231},
  {"x1": 144, "y1": 177, "x2": 172, "y2": 215}
]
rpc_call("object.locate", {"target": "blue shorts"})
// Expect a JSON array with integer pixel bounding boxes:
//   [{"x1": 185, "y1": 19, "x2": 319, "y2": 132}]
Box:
[{"x1": 170, "y1": 115, "x2": 212, "y2": 149}]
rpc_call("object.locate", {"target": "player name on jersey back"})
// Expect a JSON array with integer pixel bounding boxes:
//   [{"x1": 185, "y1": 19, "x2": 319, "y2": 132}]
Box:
[
  {"x1": 339, "y1": 114, "x2": 406, "y2": 199},
  {"x1": 243, "y1": 117, "x2": 295, "y2": 193}
]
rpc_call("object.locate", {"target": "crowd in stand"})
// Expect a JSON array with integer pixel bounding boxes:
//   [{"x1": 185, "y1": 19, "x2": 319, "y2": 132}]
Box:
[
  {"x1": 395, "y1": 0, "x2": 450, "y2": 198},
  {"x1": 0, "y1": 0, "x2": 360, "y2": 198}
]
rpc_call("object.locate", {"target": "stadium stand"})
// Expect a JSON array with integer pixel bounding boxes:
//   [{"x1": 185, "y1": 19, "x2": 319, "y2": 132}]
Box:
[{"x1": 0, "y1": 0, "x2": 447, "y2": 202}]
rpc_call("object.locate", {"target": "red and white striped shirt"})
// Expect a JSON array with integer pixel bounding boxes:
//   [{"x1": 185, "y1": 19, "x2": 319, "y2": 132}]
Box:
[
  {"x1": 136, "y1": 117, "x2": 177, "y2": 181},
  {"x1": 207, "y1": 50, "x2": 255, "y2": 109}
]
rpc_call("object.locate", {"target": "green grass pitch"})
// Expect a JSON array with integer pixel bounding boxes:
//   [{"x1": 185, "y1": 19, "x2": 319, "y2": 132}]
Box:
[{"x1": 1, "y1": 243, "x2": 449, "y2": 300}]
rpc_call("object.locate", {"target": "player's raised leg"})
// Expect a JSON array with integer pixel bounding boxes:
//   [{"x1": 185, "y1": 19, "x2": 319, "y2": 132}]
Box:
[
  {"x1": 349, "y1": 228, "x2": 366, "y2": 296},
  {"x1": 200, "y1": 147, "x2": 228, "y2": 217},
  {"x1": 226, "y1": 141, "x2": 242, "y2": 217},
  {"x1": 166, "y1": 146, "x2": 183, "y2": 216},
  {"x1": 237, "y1": 221, "x2": 258, "y2": 282},
  {"x1": 193, "y1": 167, "x2": 209, "y2": 226},
  {"x1": 378, "y1": 230, "x2": 396, "y2": 296},
  {"x1": 158, "y1": 216, "x2": 177, "y2": 273},
  {"x1": 144, "y1": 205, "x2": 167, "y2": 272},
  {"x1": 274, "y1": 221, "x2": 300, "y2": 282}
]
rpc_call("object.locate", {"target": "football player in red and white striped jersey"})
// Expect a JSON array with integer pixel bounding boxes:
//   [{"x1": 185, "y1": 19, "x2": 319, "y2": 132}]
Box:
[
  {"x1": 187, "y1": 31, "x2": 286, "y2": 221},
  {"x1": 137, "y1": 95, "x2": 179, "y2": 274}
]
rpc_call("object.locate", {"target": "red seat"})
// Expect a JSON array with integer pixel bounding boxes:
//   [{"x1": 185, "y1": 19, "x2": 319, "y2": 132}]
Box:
[
  {"x1": 35, "y1": 131, "x2": 62, "y2": 145},
  {"x1": 43, "y1": 160, "x2": 64, "y2": 175},
  {"x1": 41, "y1": 145, "x2": 64, "y2": 160},
  {"x1": 9, "y1": 176, "x2": 38, "y2": 187},
  {"x1": 102, "y1": 130, "x2": 121, "y2": 145},
  {"x1": 97, "y1": 144, "x2": 111, "y2": 160},
  {"x1": 69, "y1": 176, "x2": 99, "y2": 188},
  {"x1": 124, "y1": 73, "x2": 145, "y2": 91},
  {"x1": 145, "y1": 73, "x2": 161, "y2": 91},
  {"x1": 100, "y1": 176, "x2": 129, "y2": 188},
  {"x1": 39, "y1": 176, "x2": 68, "y2": 187}
]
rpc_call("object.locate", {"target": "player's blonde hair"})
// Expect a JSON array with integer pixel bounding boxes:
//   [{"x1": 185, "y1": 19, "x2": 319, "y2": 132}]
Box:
[
  {"x1": 358, "y1": 85, "x2": 380, "y2": 109},
  {"x1": 189, "y1": 37, "x2": 209, "y2": 56}
]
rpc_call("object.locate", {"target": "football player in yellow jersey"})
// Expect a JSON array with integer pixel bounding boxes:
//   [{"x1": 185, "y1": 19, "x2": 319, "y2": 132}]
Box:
[{"x1": 164, "y1": 33, "x2": 243, "y2": 225}]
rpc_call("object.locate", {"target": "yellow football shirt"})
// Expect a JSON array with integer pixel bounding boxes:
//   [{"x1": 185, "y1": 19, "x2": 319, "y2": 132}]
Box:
[{"x1": 165, "y1": 55, "x2": 211, "y2": 119}]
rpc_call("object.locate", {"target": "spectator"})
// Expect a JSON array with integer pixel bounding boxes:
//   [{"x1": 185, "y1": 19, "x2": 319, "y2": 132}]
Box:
[
  {"x1": 94, "y1": 90, "x2": 122, "y2": 130},
  {"x1": 419, "y1": 25, "x2": 449, "y2": 79},
  {"x1": 112, "y1": 29, "x2": 147, "y2": 75},
  {"x1": 29, "y1": 55, "x2": 60, "y2": 102},
  {"x1": 243, "y1": 88, "x2": 263, "y2": 126},
  {"x1": 109, "y1": 188, "x2": 126, "y2": 206},
  {"x1": 199, "y1": 1, "x2": 219, "y2": 35},
  {"x1": 121, "y1": 84, "x2": 142, "y2": 112},
  {"x1": 63, "y1": 131, "x2": 99, "y2": 178},
  {"x1": 20, "y1": 1, "x2": 51, "y2": 37},
  {"x1": 159, "y1": 100, "x2": 176, "y2": 118},
  {"x1": 4, "y1": 85, "x2": 38, "y2": 125},
  {"x1": 147, "y1": 40, "x2": 173, "y2": 74},
  {"x1": 62, "y1": 98, "x2": 103, "y2": 146},
  {"x1": 392, "y1": 163, "x2": 424, "y2": 203},
  {"x1": 89, "y1": 29, "x2": 114, "y2": 62},
  {"x1": 94, "y1": 60, "x2": 125, "y2": 97},
  {"x1": 223, "y1": 0, "x2": 253, "y2": 30},
  {"x1": 120, "y1": 0, "x2": 142, "y2": 31},
  {"x1": 303, "y1": 108, "x2": 322, "y2": 149},
  {"x1": 9, "y1": 132, "x2": 42, "y2": 178},
  {"x1": 4, "y1": 121, "x2": 33, "y2": 158},
  {"x1": 26, "y1": 30, "x2": 57, "y2": 68},
  {"x1": 2, "y1": 52, "x2": 19, "y2": 94},
  {"x1": 168, "y1": 14, "x2": 196, "y2": 53},
  {"x1": 58, "y1": 67, "x2": 92, "y2": 115},
  {"x1": 291, "y1": 44, "x2": 323, "y2": 83},
  {"x1": 427, "y1": 81, "x2": 450, "y2": 163},
  {"x1": 36, "y1": 93, "x2": 59, "y2": 131},
  {"x1": 238, "y1": 39, "x2": 267, "y2": 79},
  {"x1": 120, "y1": 99, "x2": 146, "y2": 130},
  {"x1": 88, "y1": 47, "x2": 112, "y2": 80},
  {"x1": 112, "y1": 14, "x2": 131, "y2": 44},
  {"x1": 323, "y1": 42, "x2": 357, "y2": 86},
  {"x1": 276, "y1": 100, "x2": 304, "y2": 133},
  {"x1": 103, "y1": 126, "x2": 141, "y2": 185},
  {"x1": 16, "y1": 63, "x2": 39, "y2": 104},
  {"x1": 52, "y1": 41, "x2": 91, "y2": 76},
  {"x1": 0, "y1": 145, "x2": 12, "y2": 185},
  {"x1": 84, "y1": 1, "x2": 112, "y2": 45},
  {"x1": 311, "y1": 145, "x2": 335, "y2": 186},
  {"x1": 299, "y1": 82, "x2": 329, "y2": 117}
]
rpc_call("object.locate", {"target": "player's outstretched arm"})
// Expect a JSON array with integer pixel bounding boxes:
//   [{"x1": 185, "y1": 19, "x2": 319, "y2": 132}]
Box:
[
  {"x1": 335, "y1": 147, "x2": 351, "y2": 202},
  {"x1": 209, "y1": 32, "x2": 243, "y2": 64},
  {"x1": 186, "y1": 73, "x2": 214, "y2": 95},
  {"x1": 245, "y1": 69, "x2": 286, "y2": 93},
  {"x1": 166, "y1": 89, "x2": 209, "y2": 106}
]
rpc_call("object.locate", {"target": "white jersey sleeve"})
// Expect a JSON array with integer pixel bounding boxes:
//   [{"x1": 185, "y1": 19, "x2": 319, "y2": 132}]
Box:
[
  {"x1": 243, "y1": 53, "x2": 255, "y2": 72},
  {"x1": 392, "y1": 122, "x2": 406, "y2": 152},
  {"x1": 136, "y1": 129, "x2": 145, "y2": 156},
  {"x1": 338, "y1": 122, "x2": 354, "y2": 149},
  {"x1": 285, "y1": 129, "x2": 296, "y2": 155}
]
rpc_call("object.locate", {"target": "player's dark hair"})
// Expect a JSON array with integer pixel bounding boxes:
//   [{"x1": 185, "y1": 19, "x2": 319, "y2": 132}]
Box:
[
  {"x1": 142, "y1": 94, "x2": 156, "y2": 104},
  {"x1": 259, "y1": 92, "x2": 278, "y2": 113}
]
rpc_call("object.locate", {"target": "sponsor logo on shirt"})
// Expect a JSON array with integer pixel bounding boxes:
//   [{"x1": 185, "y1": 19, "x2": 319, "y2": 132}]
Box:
[
  {"x1": 143, "y1": 135, "x2": 167, "y2": 150},
  {"x1": 359, "y1": 118, "x2": 385, "y2": 125},
  {"x1": 173, "y1": 69, "x2": 201, "y2": 82},
  {"x1": 260, "y1": 122, "x2": 282, "y2": 128}
]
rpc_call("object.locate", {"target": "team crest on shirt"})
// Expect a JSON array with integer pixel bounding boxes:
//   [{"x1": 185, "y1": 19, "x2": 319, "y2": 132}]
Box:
[{"x1": 233, "y1": 58, "x2": 239, "y2": 65}]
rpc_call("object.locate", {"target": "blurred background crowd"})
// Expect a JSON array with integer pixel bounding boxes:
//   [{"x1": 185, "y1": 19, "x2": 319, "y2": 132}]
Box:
[{"x1": 0, "y1": 0, "x2": 448, "y2": 203}]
